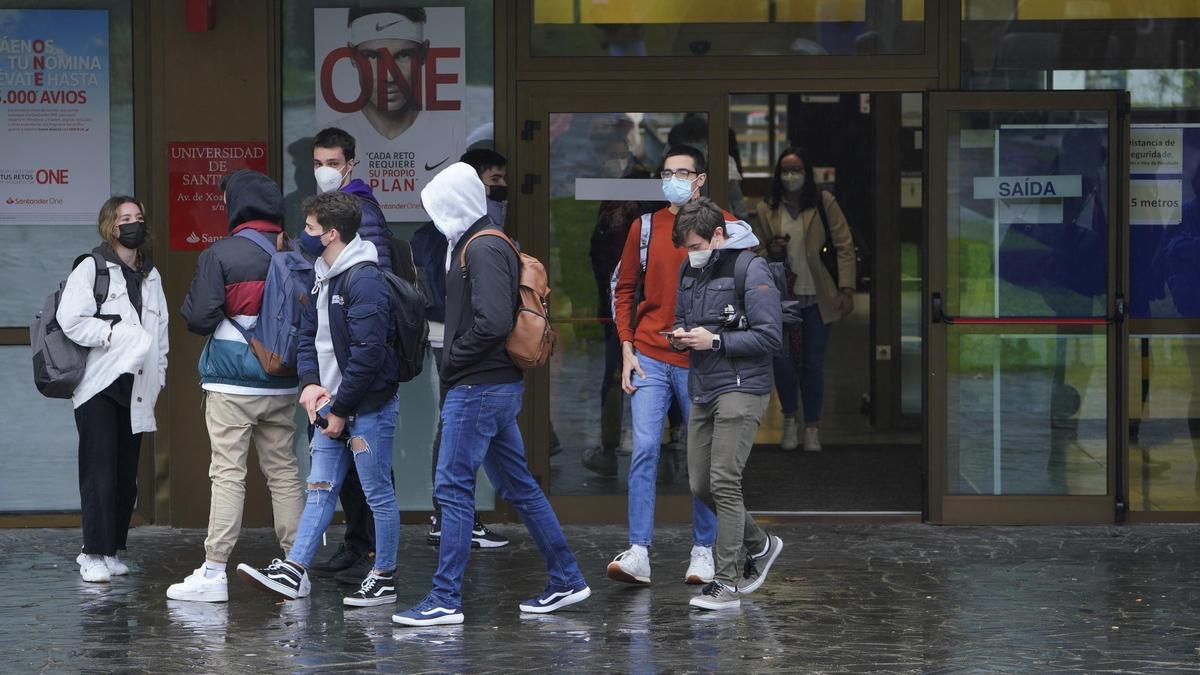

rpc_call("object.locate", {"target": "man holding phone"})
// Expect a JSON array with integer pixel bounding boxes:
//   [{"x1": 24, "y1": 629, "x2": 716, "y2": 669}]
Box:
[{"x1": 237, "y1": 191, "x2": 403, "y2": 608}]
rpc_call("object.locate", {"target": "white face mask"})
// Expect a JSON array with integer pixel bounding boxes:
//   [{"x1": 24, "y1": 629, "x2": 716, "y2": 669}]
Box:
[
  {"x1": 688, "y1": 249, "x2": 713, "y2": 268},
  {"x1": 314, "y1": 165, "x2": 347, "y2": 194},
  {"x1": 781, "y1": 172, "x2": 805, "y2": 192}
]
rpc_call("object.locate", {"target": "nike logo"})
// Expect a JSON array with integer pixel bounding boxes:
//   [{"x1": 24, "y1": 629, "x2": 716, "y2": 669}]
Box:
[
  {"x1": 425, "y1": 157, "x2": 450, "y2": 172},
  {"x1": 376, "y1": 20, "x2": 403, "y2": 31},
  {"x1": 420, "y1": 607, "x2": 457, "y2": 616}
]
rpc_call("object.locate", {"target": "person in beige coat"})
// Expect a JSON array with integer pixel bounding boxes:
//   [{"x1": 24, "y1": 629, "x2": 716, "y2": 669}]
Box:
[{"x1": 755, "y1": 147, "x2": 856, "y2": 452}]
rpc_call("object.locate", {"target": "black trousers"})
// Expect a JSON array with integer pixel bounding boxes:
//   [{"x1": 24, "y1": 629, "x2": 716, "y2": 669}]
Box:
[{"x1": 75, "y1": 394, "x2": 142, "y2": 556}]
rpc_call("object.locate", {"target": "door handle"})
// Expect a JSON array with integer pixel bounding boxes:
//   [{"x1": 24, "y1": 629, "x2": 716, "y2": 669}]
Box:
[
  {"x1": 932, "y1": 291, "x2": 1120, "y2": 326},
  {"x1": 931, "y1": 292, "x2": 945, "y2": 324},
  {"x1": 521, "y1": 173, "x2": 542, "y2": 195}
]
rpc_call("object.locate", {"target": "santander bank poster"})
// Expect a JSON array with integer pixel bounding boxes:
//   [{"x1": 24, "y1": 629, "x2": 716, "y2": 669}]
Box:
[
  {"x1": 0, "y1": 10, "x2": 110, "y2": 225},
  {"x1": 314, "y1": 7, "x2": 465, "y2": 221}
]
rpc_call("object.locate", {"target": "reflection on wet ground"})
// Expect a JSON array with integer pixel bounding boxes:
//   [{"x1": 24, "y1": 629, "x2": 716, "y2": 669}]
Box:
[{"x1": 4, "y1": 523, "x2": 1200, "y2": 672}]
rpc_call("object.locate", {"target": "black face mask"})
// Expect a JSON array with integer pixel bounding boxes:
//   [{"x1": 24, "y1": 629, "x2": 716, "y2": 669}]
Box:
[
  {"x1": 488, "y1": 185, "x2": 508, "y2": 203},
  {"x1": 118, "y1": 221, "x2": 148, "y2": 249}
]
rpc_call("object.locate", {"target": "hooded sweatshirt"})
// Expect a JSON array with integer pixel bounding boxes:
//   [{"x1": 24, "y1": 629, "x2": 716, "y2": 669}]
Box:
[
  {"x1": 311, "y1": 234, "x2": 378, "y2": 398},
  {"x1": 673, "y1": 219, "x2": 782, "y2": 404},
  {"x1": 421, "y1": 163, "x2": 521, "y2": 388},
  {"x1": 341, "y1": 179, "x2": 392, "y2": 273},
  {"x1": 181, "y1": 169, "x2": 298, "y2": 394}
]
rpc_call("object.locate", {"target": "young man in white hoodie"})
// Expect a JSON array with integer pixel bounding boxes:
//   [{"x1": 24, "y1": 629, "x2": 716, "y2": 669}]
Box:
[
  {"x1": 237, "y1": 191, "x2": 403, "y2": 607},
  {"x1": 393, "y1": 163, "x2": 589, "y2": 627}
]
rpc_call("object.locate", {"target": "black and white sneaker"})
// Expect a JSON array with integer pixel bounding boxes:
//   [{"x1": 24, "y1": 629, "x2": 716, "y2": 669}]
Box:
[
  {"x1": 689, "y1": 580, "x2": 741, "y2": 610},
  {"x1": 740, "y1": 535, "x2": 784, "y2": 595},
  {"x1": 427, "y1": 515, "x2": 441, "y2": 546},
  {"x1": 343, "y1": 570, "x2": 397, "y2": 607},
  {"x1": 236, "y1": 559, "x2": 311, "y2": 600},
  {"x1": 472, "y1": 519, "x2": 509, "y2": 548}
]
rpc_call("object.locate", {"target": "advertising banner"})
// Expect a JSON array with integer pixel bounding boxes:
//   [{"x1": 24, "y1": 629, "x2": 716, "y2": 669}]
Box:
[
  {"x1": 0, "y1": 10, "x2": 109, "y2": 224},
  {"x1": 314, "y1": 7, "x2": 466, "y2": 221},
  {"x1": 168, "y1": 142, "x2": 268, "y2": 251}
]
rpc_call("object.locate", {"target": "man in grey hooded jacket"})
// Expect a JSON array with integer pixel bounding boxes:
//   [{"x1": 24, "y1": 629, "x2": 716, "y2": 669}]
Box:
[{"x1": 668, "y1": 197, "x2": 785, "y2": 611}]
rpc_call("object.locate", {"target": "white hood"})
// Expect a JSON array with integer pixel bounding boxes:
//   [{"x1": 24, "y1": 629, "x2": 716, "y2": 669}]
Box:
[
  {"x1": 720, "y1": 218, "x2": 760, "y2": 250},
  {"x1": 313, "y1": 233, "x2": 379, "y2": 287},
  {"x1": 420, "y1": 162, "x2": 488, "y2": 269}
]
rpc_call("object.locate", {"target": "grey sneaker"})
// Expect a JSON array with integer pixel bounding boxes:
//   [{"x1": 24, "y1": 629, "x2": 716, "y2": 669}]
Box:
[
  {"x1": 689, "y1": 581, "x2": 740, "y2": 610},
  {"x1": 740, "y1": 535, "x2": 784, "y2": 594}
]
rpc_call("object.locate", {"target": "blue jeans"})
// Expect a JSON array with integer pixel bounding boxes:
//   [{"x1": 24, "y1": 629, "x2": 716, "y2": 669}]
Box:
[
  {"x1": 774, "y1": 304, "x2": 830, "y2": 424},
  {"x1": 431, "y1": 381, "x2": 584, "y2": 608},
  {"x1": 287, "y1": 396, "x2": 400, "y2": 572},
  {"x1": 628, "y1": 351, "x2": 717, "y2": 548}
]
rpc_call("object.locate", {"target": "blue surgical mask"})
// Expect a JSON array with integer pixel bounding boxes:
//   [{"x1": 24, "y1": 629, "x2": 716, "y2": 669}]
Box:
[
  {"x1": 299, "y1": 230, "x2": 326, "y2": 257},
  {"x1": 662, "y1": 177, "x2": 694, "y2": 205}
]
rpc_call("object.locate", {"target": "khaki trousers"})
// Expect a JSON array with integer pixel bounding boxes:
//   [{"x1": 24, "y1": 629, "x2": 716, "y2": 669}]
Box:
[
  {"x1": 203, "y1": 391, "x2": 303, "y2": 563},
  {"x1": 688, "y1": 391, "x2": 771, "y2": 586}
]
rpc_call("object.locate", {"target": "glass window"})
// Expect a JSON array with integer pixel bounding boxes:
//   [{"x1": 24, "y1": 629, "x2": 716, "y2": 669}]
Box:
[
  {"x1": 532, "y1": 0, "x2": 925, "y2": 58},
  {"x1": 1129, "y1": 335, "x2": 1200, "y2": 511},
  {"x1": 281, "y1": 1, "x2": 495, "y2": 511},
  {"x1": 0, "y1": 0, "x2": 134, "y2": 328}
]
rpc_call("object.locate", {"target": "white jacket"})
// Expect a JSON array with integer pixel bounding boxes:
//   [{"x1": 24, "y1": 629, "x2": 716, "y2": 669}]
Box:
[{"x1": 55, "y1": 255, "x2": 169, "y2": 433}]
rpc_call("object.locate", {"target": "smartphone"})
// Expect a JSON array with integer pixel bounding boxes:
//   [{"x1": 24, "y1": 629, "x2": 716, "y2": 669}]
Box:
[
  {"x1": 658, "y1": 331, "x2": 677, "y2": 337},
  {"x1": 314, "y1": 397, "x2": 333, "y2": 429}
]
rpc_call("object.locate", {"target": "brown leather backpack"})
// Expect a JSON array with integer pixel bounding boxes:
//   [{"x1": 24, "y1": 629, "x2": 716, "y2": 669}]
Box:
[{"x1": 459, "y1": 230, "x2": 555, "y2": 370}]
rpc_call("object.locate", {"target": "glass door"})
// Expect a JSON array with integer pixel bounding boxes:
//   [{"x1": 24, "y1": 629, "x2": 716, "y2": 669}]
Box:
[
  {"x1": 514, "y1": 83, "x2": 724, "y2": 522},
  {"x1": 926, "y1": 91, "x2": 1129, "y2": 524}
]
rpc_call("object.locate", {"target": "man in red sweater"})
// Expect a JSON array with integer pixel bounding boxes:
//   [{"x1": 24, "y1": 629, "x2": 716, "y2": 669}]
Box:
[{"x1": 604, "y1": 145, "x2": 735, "y2": 586}]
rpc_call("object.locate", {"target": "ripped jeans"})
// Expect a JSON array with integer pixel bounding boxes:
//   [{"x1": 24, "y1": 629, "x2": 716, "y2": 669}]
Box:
[{"x1": 287, "y1": 395, "x2": 399, "y2": 572}]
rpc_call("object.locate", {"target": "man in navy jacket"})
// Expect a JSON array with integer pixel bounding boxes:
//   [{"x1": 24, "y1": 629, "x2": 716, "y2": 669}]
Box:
[{"x1": 237, "y1": 191, "x2": 403, "y2": 608}]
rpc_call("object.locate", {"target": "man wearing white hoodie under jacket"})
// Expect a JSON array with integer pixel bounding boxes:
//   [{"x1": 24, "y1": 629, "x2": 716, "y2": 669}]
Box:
[
  {"x1": 238, "y1": 191, "x2": 402, "y2": 608},
  {"x1": 393, "y1": 163, "x2": 590, "y2": 627}
]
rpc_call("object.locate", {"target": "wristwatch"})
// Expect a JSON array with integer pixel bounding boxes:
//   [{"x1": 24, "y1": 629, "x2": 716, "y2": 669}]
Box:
[{"x1": 710, "y1": 335, "x2": 722, "y2": 351}]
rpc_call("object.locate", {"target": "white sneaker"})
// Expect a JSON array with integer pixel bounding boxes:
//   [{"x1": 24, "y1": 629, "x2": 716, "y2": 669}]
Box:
[
  {"x1": 606, "y1": 547, "x2": 651, "y2": 585},
  {"x1": 804, "y1": 427, "x2": 822, "y2": 452},
  {"x1": 684, "y1": 545, "x2": 714, "y2": 585},
  {"x1": 79, "y1": 554, "x2": 110, "y2": 583},
  {"x1": 104, "y1": 555, "x2": 130, "y2": 576},
  {"x1": 166, "y1": 566, "x2": 230, "y2": 603},
  {"x1": 780, "y1": 417, "x2": 800, "y2": 451}
]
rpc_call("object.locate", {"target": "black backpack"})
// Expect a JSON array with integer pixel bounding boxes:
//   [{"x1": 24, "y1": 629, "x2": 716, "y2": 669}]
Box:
[
  {"x1": 733, "y1": 250, "x2": 802, "y2": 329},
  {"x1": 31, "y1": 253, "x2": 110, "y2": 399},
  {"x1": 348, "y1": 262, "x2": 429, "y2": 383}
]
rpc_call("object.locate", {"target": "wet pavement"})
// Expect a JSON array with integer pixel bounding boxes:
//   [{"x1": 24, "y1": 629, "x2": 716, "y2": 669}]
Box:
[{"x1": 4, "y1": 523, "x2": 1200, "y2": 672}]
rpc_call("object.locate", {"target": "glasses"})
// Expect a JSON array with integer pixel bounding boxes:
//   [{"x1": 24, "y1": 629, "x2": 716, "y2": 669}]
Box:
[{"x1": 660, "y1": 169, "x2": 700, "y2": 180}]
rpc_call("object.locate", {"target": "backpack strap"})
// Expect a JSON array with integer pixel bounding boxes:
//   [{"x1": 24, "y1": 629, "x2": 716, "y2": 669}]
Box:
[
  {"x1": 638, "y1": 212, "x2": 653, "y2": 273},
  {"x1": 733, "y1": 249, "x2": 755, "y2": 315},
  {"x1": 459, "y1": 229, "x2": 520, "y2": 271},
  {"x1": 814, "y1": 190, "x2": 834, "y2": 250},
  {"x1": 235, "y1": 227, "x2": 280, "y2": 256},
  {"x1": 72, "y1": 252, "x2": 111, "y2": 316}
]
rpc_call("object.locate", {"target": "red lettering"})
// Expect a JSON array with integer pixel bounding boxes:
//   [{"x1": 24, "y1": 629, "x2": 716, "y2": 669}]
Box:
[
  {"x1": 31, "y1": 39, "x2": 44, "y2": 54},
  {"x1": 424, "y1": 47, "x2": 461, "y2": 112},
  {"x1": 319, "y1": 46, "x2": 372, "y2": 114},
  {"x1": 33, "y1": 55, "x2": 43, "y2": 69},
  {"x1": 35, "y1": 169, "x2": 69, "y2": 185},
  {"x1": 33, "y1": 71, "x2": 43, "y2": 86}
]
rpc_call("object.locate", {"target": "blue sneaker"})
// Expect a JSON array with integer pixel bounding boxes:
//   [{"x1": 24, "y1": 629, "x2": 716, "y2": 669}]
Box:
[
  {"x1": 518, "y1": 582, "x2": 591, "y2": 614},
  {"x1": 392, "y1": 595, "x2": 464, "y2": 627}
]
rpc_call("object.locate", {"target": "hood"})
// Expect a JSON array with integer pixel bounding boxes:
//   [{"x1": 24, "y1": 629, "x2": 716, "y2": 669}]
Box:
[
  {"x1": 720, "y1": 218, "x2": 759, "y2": 250},
  {"x1": 224, "y1": 169, "x2": 284, "y2": 231},
  {"x1": 313, "y1": 234, "x2": 379, "y2": 287},
  {"x1": 420, "y1": 162, "x2": 488, "y2": 267},
  {"x1": 94, "y1": 243, "x2": 155, "y2": 276},
  {"x1": 341, "y1": 178, "x2": 380, "y2": 206}
]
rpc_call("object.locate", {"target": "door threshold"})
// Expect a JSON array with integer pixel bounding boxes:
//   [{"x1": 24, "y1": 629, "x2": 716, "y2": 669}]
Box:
[{"x1": 750, "y1": 511, "x2": 922, "y2": 524}]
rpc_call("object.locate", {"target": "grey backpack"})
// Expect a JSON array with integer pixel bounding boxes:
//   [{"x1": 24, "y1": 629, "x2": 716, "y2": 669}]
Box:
[{"x1": 31, "y1": 253, "x2": 109, "y2": 399}]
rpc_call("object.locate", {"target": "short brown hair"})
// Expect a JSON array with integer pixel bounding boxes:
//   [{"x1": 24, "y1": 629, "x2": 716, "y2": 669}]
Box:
[
  {"x1": 302, "y1": 191, "x2": 362, "y2": 241},
  {"x1": 672, "y1": 197, "x2": 724, "y2": 247}
]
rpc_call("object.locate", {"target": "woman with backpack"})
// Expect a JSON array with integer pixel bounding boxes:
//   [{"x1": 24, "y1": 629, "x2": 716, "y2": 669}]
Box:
[
  {"x1": 756, "y1": 147, "x2": 856, "y2": 453},
  {"x1": 56, "y1": 196, "x2": 168, "y2": 583}
]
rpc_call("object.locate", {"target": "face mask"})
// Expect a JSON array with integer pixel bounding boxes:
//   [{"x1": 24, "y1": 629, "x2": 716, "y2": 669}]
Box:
[
  {"x1": 604, "y1": 157, "x2": 629, "y2": 176},
  {"x1": 299, "y1": 230, "x2": 327, "y2": 257},
  {"x1": 117, "y1": 221, "x2": 147, "y2": 249},
  {"x1": 662, "y1": 177, "x2": 695, "y2": 205},
  {"x1": 488, "y1": 185, "x2": 508, "y2": 203},
  {"x1": 688, "y1": 249, "x2": 713, "y2": 268},
  {"x1": 781, "y1": 172, "x2": 806, "y2": 192},
  {"x1": 314, "y1": 165, "x2": 346, "y2": 194},
  {"x1": 487, "y1": 198, "x2": 507, "y2": 227}
]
